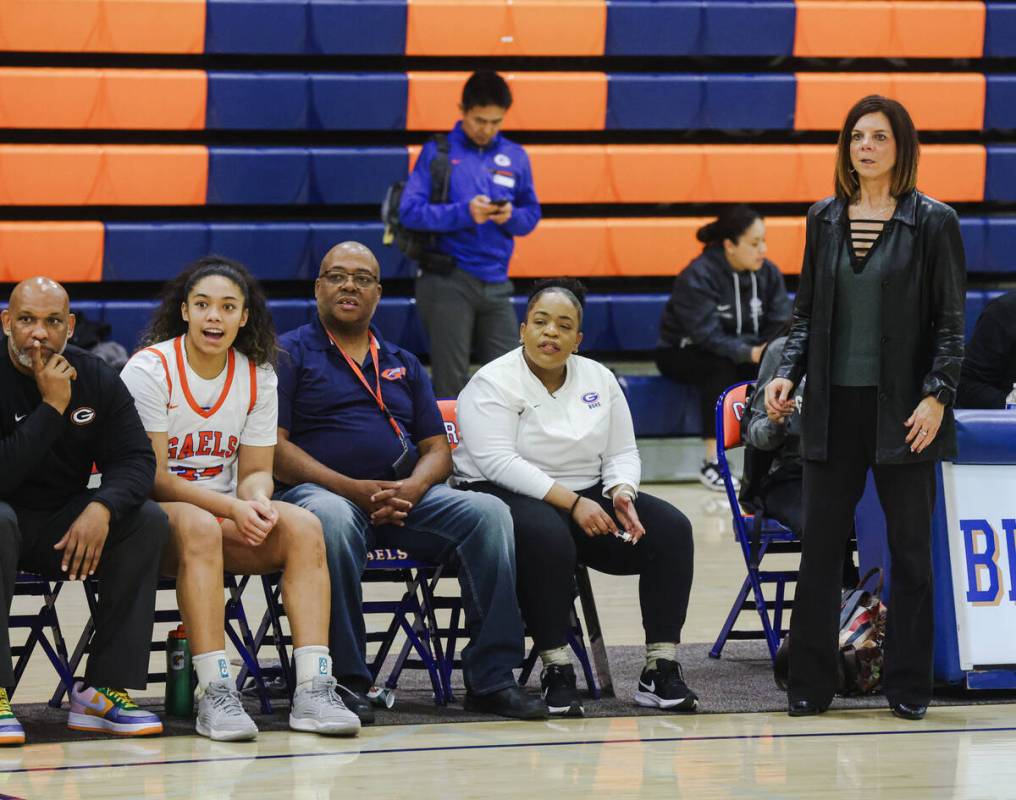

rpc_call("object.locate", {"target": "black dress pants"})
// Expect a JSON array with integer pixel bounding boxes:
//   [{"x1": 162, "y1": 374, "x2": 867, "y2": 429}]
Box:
[
  {"x1": 467, "y1": 482, "x2": 694, "y2": 651},
  {"x1": 789, "y1": 386, "x2": 936, "y2": 708},
  {"x1": 0, "y1": 493, "x2": 169, "y2": 689},
  {"x1": 655, "y1": 346, "x2": 758, "y2": 440}
]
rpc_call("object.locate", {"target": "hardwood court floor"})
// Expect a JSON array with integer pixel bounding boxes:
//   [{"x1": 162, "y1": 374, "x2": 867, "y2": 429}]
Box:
[{"x1": 3, "y1": 484, "x2": 1014, "y2": 798}]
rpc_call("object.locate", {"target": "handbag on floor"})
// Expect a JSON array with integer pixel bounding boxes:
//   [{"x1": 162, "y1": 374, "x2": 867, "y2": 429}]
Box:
[{"x1": 773, "y1": 567, "x2": 887, "y2": 695}]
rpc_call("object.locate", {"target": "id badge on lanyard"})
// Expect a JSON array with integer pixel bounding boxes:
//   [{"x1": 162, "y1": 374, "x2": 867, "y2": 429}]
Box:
[{"x1": 327, "y1": 330, "x2": 414, "y2": 479}]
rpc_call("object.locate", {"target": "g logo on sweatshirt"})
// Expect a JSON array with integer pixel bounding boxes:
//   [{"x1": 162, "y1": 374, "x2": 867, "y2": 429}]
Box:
[{"x1": 70, "y1": 407, "x2": 96, "y2": 425}]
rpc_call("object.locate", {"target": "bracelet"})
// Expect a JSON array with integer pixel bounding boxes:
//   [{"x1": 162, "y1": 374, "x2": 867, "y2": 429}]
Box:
[{"x1": 568, "y1": 495, "x2": 582, "y2": 518}]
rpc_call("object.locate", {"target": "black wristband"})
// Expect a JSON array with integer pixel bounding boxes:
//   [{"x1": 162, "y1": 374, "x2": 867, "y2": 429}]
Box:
[{"x1": 568, "y1": 495, "x2": 581, "y2": 518}]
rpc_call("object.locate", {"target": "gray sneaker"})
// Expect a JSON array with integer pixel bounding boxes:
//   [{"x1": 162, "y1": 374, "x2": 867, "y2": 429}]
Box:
[
  {"x1": 195, "y1": 681, "x2": 258, "y2": 742},
  {"x1": 289, "y1": 676, "x2": 361, "y2": 736}
]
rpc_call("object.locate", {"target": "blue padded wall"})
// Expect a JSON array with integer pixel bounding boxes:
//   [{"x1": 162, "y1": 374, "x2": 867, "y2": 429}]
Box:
[
  {"x1": 206, "y1": 1, "x2": 406, "y2": 55},
  {"x1": 985, "y1": 146, "x2": 1016, "y2": 202},
  {"x1": 985, "y1": 76, "x2": 1016, "y2": 129},
  {"x1": 309, "y1": 148, "x2": 408, "y2": 204},
  {"x1": 605, "y1": 1, "x2": 795, "y2": 57},
  {"x1": 310, "y1": 74, "x2": 407, "y2": 129},
  {"x1": 985, "y1": 3, "x2": 1016, "y2": 57}
]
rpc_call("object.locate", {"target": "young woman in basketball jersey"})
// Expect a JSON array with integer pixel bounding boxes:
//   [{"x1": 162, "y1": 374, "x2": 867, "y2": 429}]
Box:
[{"x1": 121, "y1": 257, "x2": 360, "y2": 741}]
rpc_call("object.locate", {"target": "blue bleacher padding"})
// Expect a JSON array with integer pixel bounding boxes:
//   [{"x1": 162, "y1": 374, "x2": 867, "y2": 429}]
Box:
[
  {"x1": 267, "y1": 299, "x2": 315, "y2": 336},
  {"x1": 605, "y1": 1, "x2": 795, "y2": 57},
  {"x1": 207, "y1": 148, "x2": 311, "y2": 205},
  {"x1": 309, "y1": 74, "x2": 407, "y2": 130},
  {"x1": 609, "y1": 294, "x2": 667, "y2": 351},
  {"x1": 964, "y1": 291, "x2": 988, "y2": 341},
  {"x1": 620, "y1": 375, "x2": 701, "y2": 437},
  {"x1": 705, "y1": 74, "x2": 795, "y2": 129},
  {"x1": 205, "y1": 1, "x2": 309, "y2": 55},
  {"x1": 985, "y1": 2, "x2": 1016, "y2": 57},
  {"x1": 205, "y1": 1, "x2": 406, "y2": 55},
  {"x1": 100, "y1": 301, "x2": 160, "y2": 351},
  {"x1": 207, "y1": 73, "x2": 309, "y2": 130},
  {"x1": 205, "y1": 73, "x2": 408, "y2": 131},
  {"x1": 104, "y1": 222, "x2": 413, "y2": 282},
  {"x1": 984, "y1": 218, "x2": 1016, "y2": 272},
  {"x1": 103, "y1": 224, "x2": 210, "y2": 281},
  {"x1": 207, "y1": 147, "x2": 409, "y2": 205},
  {"x1": 306, "y1": 2, "x2": 406, "y2": 56},
  {"x1": 959, "y1": 218, "x2": 986, "y2": 275},
  {"x1": 309, "y1": 148, "x2": 409, "y2": 204},
  {"x1": 985, "y1": 146, "x2": 1016, "y2": 202},
  {"x1": 606, "y1": 74, "x2": 703, "y2": 129},
  {"x1": 985, "y1": 76, "x2": 1016, "y2": 129},
  {"x1": 371, "y1": 297, "x2": 429, "y2": 355}
]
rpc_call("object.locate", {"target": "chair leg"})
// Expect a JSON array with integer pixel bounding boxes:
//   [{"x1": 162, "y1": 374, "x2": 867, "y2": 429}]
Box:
[
  {"x1": 575, "y1": 565, "x2": 614, "y2": 698},
  {"x1": 567, "y1": 606, "x2": 601, "y2": 700},
  {"x1": 709, "y1": 577, "x2": 752, "y2": 659},
  {"x1": 261, "y1": 575, "x2": 295, "y2": 700}
]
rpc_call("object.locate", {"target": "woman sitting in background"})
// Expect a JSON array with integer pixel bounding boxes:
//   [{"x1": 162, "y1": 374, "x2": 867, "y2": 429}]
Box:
[
  {"x1": 656, "y1": 206, "x2": 792, "y2": 491},
  {"x1": 452, "y1": 278, "x2": 697, "y2": 717}
]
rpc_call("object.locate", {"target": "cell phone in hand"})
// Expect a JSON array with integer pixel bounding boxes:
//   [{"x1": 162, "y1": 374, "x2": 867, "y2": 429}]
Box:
[{"x1": 490, "y1": 199, "x2": 508, "y2": 207}]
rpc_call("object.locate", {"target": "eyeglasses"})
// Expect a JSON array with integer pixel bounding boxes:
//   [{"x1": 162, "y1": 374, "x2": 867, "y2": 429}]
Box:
[{"x1": 320, "y1": 271, "x2": 379, "y2": 289}]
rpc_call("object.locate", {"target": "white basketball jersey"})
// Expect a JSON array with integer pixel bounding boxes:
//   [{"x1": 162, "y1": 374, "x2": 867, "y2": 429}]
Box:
[{"x1": 120, "y1": 335, "x2": 278, "y2": 495}]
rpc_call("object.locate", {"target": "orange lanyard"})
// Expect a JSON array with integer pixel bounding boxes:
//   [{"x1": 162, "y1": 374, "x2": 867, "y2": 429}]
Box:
[{"x1": 326, "y1": 330, "x2": 405, "y2": 444}]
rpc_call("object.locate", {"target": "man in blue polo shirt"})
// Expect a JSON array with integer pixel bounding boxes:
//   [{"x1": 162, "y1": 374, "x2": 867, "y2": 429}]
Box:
[
  {"x1": 274, "y1": 241, "x2": 547, "y2": 723},
  {"x1": 399, "y1": 69, "x2": 541, "y2": 397}
]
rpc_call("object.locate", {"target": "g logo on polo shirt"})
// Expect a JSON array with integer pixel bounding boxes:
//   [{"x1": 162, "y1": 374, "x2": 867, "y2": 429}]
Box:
[
  {"x1": 381, "y1": 367, "x2": 407, "y2": 381},
  {"x1": 70, "y1": 407, "x2": 96, "y2": 425},
  {"x1": 582, "y1": 392, "x2": 601, "y2": 409},
  {"x1": 494, "y1": 153, "x2": 511, "y2": 167}
]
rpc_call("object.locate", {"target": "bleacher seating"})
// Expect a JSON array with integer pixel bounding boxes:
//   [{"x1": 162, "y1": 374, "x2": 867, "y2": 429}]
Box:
[{"x1": 1, "y1": 0, "x2": 1013, "y2": 443}]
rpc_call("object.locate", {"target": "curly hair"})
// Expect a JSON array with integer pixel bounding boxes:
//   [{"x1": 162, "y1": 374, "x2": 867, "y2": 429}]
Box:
[
  {"x1": 140, "y1": 255, "x2": 279, "y2": 367},
  {"x1": 526, "y1": 277, "x2": 587, "y2": 327}
]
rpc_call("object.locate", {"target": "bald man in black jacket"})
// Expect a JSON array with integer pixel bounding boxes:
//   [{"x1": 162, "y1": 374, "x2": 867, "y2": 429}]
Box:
[{"x1": 0, "y1": 277, "x2": 169, "y2": 743}]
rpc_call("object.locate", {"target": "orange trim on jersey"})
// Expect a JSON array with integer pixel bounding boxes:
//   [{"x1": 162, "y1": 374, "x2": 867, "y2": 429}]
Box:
[
  {"x1": 142, "y1": 346, "x2": 174, "y2": 408},
  {"x1": 173, "y1": 335, "x2": 235, "y2": 420},
  {"x1": 247, "y1": 358, "x2": 257, "y2": 416}
]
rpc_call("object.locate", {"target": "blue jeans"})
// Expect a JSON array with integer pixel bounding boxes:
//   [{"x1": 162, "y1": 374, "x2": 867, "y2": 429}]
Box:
[{"x1": 277, "y1": 482, "x2": 523, "y2": 695}]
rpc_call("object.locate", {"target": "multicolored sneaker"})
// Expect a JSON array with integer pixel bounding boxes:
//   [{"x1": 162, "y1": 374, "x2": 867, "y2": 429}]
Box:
[
  {"x1": 0, "y1": 688, "x2": 25, "y2": 746},
  {"x1": 68, "y1": 682, "x2": 163, "y2": 736}
]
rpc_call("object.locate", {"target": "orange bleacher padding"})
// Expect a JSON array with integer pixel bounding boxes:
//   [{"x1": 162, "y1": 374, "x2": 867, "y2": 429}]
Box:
[
  {"x1": 0, "y1": 0, "x2": 205, "y2": 54},
  {"x1": 503, "y1": 145, "x2": 984, "y2": 204},
  {"x1": 511, "y1": 218, "x2": 807, "y2": 278},
  {"x1": 0, "y1": 222, "x2": 104, "y2": 283},
  {"x1": 0, "y1": 146, "x2": 208, "y2": 206},
  {"x1": 793, "y1": 2, "x2": 985, "y2": 58},
  {"x1": 794, "y1": 74, "x2": 986, "y2": 131},
  {"x1": 407, "y1": 71, "x2": 607, "y2": 131},
  {"x1": 0, "y1": 69, "x2": 206, "y2": 130},
  {"x1": 406, "y1": 0, "x2": 606, "y2": 56}
]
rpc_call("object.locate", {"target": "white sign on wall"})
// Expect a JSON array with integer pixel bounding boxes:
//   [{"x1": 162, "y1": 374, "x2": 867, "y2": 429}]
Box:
[{"x1": 942, "y1": 463, "x2": 1016, "y2": 670}]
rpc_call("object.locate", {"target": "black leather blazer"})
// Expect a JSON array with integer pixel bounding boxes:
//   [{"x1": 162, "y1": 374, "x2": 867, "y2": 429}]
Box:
[{"x1": 775, "y1": 190, "x2": 966, "y2": 464}]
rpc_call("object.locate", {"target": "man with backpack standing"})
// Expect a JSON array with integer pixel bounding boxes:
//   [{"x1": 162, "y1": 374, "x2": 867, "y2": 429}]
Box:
[{"x1": 397, "y1": 70, "x2": 541, "y2": 397}]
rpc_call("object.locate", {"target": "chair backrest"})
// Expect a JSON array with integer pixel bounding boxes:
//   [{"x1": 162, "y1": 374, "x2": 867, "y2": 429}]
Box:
[
  {"x1": 437, "y1": 398, "x2": 460, "y2": 450},
  {"x1": 716, "y1": 382, "x2": 752, "y2": 452}
]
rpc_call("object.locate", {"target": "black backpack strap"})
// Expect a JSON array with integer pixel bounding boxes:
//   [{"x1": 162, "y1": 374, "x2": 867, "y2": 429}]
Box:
[{"x1": 428, "y1": 133, "x2": 451, "y2": 205}]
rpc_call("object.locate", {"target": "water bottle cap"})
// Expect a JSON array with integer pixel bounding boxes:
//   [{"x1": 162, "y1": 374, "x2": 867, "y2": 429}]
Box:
[{"x1": 169, "y1": 624, "x2": 188, "y2": 639}]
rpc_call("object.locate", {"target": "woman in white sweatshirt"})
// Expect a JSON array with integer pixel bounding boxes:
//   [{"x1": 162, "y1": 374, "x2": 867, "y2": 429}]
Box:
[{"x1": 452, "y1": 279, "x2": 697, "y2": 717}]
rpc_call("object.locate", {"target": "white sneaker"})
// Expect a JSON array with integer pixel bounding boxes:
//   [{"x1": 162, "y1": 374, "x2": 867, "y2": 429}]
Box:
[
  {"x1": 289, "y1": 676, "x2": 361, "y2": 736},
  {"x1": 195, "y1": 681, "x2": 258, "y2": 742},
  {"x1": 700, "y1": 460, "x2": 736, "y2": 493}
]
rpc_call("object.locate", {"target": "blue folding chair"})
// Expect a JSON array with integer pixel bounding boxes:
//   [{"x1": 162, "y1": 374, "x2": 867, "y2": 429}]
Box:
[
  {"x1": 8, "y1": 573, "x2": 76, "y2": 701},
  {"x1": 709, "y1": 381, "x2": 800, "y2": 662}
]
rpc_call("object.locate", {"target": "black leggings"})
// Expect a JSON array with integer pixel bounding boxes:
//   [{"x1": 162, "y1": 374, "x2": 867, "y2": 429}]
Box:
[
  {"x1": 466, "y1": 482, "x2": 694, "y2": 651},
  {"x1": 656, "y1": 345, "x2": 758, "y2": 439}
]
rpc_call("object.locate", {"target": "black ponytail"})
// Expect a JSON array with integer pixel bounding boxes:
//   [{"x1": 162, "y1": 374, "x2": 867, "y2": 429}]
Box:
[{"x1": 696, "y1": 205, "x2": 763, "y2": 249}]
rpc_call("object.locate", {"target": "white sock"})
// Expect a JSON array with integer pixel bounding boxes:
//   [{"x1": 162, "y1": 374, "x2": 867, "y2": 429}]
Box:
[
  {"x1": 645, "y1": 642, "x2": 678, "y2": 672},
  {"x1": 540, "y1": 646, "x2": 571, "y2": 669},
  {"x1": 294, "y1": 646, "x2": 332, "y2": 692},
  {"x1": 193, "y1": 650, "x2": 231, "y2": 693}
]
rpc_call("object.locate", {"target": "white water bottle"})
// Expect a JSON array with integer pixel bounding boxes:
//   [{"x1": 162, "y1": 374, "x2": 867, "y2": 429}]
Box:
[{"x1": 1006, "y1": 383, "x2": 1016, "y2": 410}]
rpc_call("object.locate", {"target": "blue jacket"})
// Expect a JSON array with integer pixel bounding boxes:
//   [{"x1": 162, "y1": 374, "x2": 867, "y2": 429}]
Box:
[{"x1": 398, "y1": 121, "x2": 541, "y2": 283}]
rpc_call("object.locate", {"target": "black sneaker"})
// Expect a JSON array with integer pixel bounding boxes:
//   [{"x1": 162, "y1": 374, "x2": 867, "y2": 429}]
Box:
[
  {"x1": 699, "y1": 460, "x2": 736, "y2": 493},
  {"x1": 463, "y1": 686, "x2": 549, "y2": 720},
  {"x1": 334, "y1": 682, "x2": 375, "y2": 725},
  {"x1": 540, "y1": 664, "x2": 584, "y2": 717},
  {"x1": 634, "y1": 659, "x2": 699, "y2": 711}
]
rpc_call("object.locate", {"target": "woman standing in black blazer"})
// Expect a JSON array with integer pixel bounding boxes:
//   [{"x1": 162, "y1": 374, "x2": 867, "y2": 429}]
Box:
[{"x1": 765, "y1": 95, "x2": 965, "y2": 721}]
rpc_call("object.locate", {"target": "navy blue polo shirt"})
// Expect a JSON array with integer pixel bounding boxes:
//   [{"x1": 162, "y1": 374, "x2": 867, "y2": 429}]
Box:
[{"x1": 277, "y1": 318, "x2": 445, "y2": 481}]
